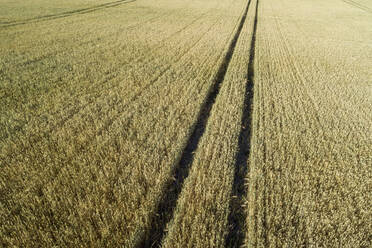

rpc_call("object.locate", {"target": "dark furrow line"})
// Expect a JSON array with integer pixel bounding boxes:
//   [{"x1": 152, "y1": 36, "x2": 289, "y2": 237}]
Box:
[
  {"x1": 137, "y1": 0, "x2": 252, "y2": 247},
  {"x1": 342, "y1": 0, "x2": 372, "y2": 13},
  {"x1": 0, "y1": 0, "x2": 136, "y2": 28},
  {"x1": 225, "y1": 0, "x2": 259, "y2": 247}
]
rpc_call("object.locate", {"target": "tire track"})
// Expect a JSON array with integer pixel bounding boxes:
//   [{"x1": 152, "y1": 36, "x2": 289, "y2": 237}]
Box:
[
  {"x1": 0, "y1": 0, "x2": 136, "y2": 28},
  {"x1": 244, "y1": 1, "x2": 275, "y2": 245},
  {"x1": 225, "y1": 0, "x2": 258, "y2": 247},
  {"x1": 342, "y1": 0, "x2": 372, "y2": 13},
  {"x1": 138, "y1": 0, "x2": 252, "y2": 246}
]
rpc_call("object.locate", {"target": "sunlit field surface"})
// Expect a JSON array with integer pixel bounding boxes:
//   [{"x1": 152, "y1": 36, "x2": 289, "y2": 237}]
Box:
[{"x1": 1, "y1": 0, "x2": 371, "y2": 247}]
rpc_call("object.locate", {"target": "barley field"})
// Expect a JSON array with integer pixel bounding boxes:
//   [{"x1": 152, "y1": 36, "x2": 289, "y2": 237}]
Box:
[{"x1": 0, "y1": 0, "x2": 371, "y2": 247}]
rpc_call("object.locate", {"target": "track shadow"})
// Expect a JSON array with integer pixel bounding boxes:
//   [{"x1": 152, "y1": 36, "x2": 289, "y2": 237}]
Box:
[
  {"x1": 137, "y1": 0, "x2": 253, "y2": 246},
  {"x1": 225, "y1": 0, "x2": 259, "y2": 247}
]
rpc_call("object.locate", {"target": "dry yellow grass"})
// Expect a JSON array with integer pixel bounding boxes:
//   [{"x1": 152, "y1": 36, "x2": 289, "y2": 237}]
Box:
[
  {"x1": 1, "y1": 0, "x2": 371, "y2": 247},
  {"x1": 1, "y1": 0, "x2": 250, "y2": 246},
  {"x1": 161, "y1": 0, "x2": 257, "y2": 246},
  {"x1": 245, "y1": 0, "x2": 372, "y2": 247},
  {"x1": 0, "y1": 0, "x2": 122, "y2": 23}
]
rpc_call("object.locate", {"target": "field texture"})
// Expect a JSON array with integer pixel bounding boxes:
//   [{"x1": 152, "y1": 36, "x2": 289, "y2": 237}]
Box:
[
  {"x1": 0, "y1": 0, "x2": 371, "y2": 247},
  {"x1": 246, "y1": 0, "x2": 371, "y2": 247}
]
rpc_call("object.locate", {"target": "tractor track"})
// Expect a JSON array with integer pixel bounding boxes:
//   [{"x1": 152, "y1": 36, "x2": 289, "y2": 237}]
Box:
[
  {"x1": 225, "y1": 0, "x2": 259, "y2": 246},
  {"x1": 342, "y1": 0, "x2": 372, "y2": 13},
  {"x1": 139, "y1": 0, "x2": 257, "y2": 246}
]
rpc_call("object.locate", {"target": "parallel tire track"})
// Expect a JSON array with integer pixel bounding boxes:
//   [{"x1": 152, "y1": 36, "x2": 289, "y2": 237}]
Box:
[
  {"x1": 225, "y1": 0, "x2": 258, "y2": 246},
  {"x1": 342, "y1": 0, "x2": 372, "y2": 13},
  {"x1": 138, "y1": 0, "x2": 253, "y2": 246}
]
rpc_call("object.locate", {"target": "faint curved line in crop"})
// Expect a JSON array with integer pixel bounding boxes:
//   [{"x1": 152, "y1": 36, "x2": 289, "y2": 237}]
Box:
[
  {"x1": 0, "y1": 0, "x2": 136, "y2": 28},
  {"x1": 342, "y1": 0, "x2": 372, "y2": 13}
]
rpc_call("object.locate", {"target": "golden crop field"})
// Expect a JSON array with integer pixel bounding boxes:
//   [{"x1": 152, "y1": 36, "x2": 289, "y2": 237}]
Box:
[{"x1": 0, "y1": 0, "x2": 371, "y2": 247}]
